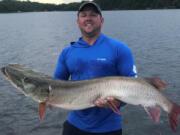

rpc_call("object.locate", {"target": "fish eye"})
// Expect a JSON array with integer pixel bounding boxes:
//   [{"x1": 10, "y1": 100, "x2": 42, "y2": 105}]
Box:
[{"x1": 23, "y1": 77, "x2": 29, "y2": 82}]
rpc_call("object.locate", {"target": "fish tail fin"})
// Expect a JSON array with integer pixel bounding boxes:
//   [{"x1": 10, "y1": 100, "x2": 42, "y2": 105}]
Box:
[{"x1": 168, "y1": 102, "x2": 180, "y2": 132}]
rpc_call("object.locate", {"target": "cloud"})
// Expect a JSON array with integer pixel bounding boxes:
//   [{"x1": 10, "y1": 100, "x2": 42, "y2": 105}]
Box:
[
  {"x1": 19, "y1": 0, "x2": 92, "y2": 4},
  {"x1": 60, "y1": 0, "x2": 82, "y2": 4},
  {"x1": 25, "y1": 0, "x2": 83, "y2": 4}
]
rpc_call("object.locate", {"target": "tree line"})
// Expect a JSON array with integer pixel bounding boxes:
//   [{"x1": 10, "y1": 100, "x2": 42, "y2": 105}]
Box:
[
  {"x1": 94, "y1": 0, "x2": 180, "y2": 10},
  {"x1": 0, "y1": 0, "x2": 180, "y2": 13}
]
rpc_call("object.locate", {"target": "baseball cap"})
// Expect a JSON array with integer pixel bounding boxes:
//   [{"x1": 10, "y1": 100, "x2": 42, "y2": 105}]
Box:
[{"x1": 78, "y1": 2, "x2": 102, "y2": 16}]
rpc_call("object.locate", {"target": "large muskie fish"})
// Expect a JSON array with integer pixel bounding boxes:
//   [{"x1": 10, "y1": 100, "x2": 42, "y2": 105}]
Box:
[{"x1": 1, "y1": 63, "x2": 180, "y2": 132}]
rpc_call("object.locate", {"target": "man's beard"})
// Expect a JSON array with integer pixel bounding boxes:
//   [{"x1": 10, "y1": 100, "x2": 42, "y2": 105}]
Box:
[{"x1": 81, "y1": 26, "x2": 101, "y2": 38}]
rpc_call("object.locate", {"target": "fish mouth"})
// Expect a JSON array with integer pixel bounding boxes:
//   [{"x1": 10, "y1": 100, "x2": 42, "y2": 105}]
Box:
[{"x1": 1, "y1": 67, "x2": 10, "y2": 80}]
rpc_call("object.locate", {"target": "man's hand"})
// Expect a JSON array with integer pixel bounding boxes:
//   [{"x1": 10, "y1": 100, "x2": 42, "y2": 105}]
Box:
[{"x1": 94, "y1": 97, "x2": 121, "y2": 114}]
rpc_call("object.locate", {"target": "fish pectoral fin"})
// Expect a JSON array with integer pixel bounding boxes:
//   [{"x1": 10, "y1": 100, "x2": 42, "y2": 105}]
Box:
[
  {"x1": 144, "y1": 106, "x2": 161, "y2": 122},
  {"x1": 39, "y1": 102, "x2": 47, "y2": 122}
]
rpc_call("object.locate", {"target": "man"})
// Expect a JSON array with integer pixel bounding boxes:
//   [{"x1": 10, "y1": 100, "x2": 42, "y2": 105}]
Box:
[{"x1": 54, "y1": 2, "x2": 137, "y2": 135}]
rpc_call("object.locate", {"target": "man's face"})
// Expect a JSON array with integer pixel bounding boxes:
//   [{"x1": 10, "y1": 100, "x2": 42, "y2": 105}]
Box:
[{"x1": 77, "y1": 7, "x2": 104, "y2": 38}]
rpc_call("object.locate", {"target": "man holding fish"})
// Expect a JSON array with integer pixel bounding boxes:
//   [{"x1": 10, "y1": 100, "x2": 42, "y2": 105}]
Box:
[{"x1": 54, "y1": 2, "x2": 137, "y2": 135}]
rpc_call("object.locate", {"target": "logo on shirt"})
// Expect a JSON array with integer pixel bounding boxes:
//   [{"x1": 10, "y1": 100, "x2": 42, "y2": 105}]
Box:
[
  {"x1": 96, "y1": 58, "x2": 107, "y2": 61},
  {"x1": 133, "y1": 65, "x2": 138, "y2": 78}
]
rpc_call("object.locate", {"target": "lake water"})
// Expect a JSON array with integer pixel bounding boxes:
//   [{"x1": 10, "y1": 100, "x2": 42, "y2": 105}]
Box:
[{"x1": 0, "y1": 10, "x2": 180, "y2": 135}]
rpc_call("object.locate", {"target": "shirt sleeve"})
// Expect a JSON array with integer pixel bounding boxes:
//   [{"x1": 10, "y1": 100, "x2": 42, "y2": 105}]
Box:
[
  {"x1": 116, "y1": 44, "x2": 137, "y2": 77},
  {"x1": 54, "y1": 49, "x2": 70, "y2": 80},
  {"x1": 116, "y1": 44, "x2": 137, "y2": 107}
]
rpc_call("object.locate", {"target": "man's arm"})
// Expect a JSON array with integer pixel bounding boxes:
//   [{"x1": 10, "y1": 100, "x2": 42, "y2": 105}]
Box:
[
  {"x1": 94, "y1": 44, "x2": 137, "y2": 113},
  {"x1": 94, "y1": 97, "x2": 121, "y2": 114},
  {"x1": 54, "y1": 50, "x2": 70, "y2": 80}
]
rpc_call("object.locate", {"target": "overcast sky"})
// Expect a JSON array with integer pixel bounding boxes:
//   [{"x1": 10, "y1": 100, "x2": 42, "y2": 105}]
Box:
[{"x1": 19, "y1": 0, "x2": 91, "y2": 4}]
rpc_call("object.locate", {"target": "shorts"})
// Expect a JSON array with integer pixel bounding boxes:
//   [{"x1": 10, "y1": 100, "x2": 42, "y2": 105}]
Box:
[{"x1": 62, "y1": 121, "x2": 122, "y2": 135}]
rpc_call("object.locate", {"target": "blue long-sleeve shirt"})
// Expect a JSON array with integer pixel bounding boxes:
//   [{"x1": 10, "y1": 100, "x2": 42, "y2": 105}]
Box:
[{"x1": 54, "y1": 33, "x2": 137, "y2": 133}]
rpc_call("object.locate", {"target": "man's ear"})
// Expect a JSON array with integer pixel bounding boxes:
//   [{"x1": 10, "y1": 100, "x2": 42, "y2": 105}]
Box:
[
  {"x1": 101, "y1": 17, "x2": 104, "y2": 26},
  {"x1": 77, "y1": 18, "x2": 80, "y2": 28}
]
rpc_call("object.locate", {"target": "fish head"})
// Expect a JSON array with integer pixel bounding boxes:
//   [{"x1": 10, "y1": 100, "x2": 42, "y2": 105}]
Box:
[
  {"x1": 1, "y1": 64, "x2": 25, "y2": 90},
  {"x1": 1, "y1": 63, "x2": 49, "y2": 103}
]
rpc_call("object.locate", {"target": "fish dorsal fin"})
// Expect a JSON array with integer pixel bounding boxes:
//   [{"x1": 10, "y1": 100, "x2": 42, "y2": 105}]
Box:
[
  {"x1": 39, "y1": 103, "x2": 47, "y2": 122},
  {"x1": 144, "y1": 106, "x2": 161, "y2": 122},
  {"x1": 144, "y1": 77, "x2": 167, "y2": 90}
]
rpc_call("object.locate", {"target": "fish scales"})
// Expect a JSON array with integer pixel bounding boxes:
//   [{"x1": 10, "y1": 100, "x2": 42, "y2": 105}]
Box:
[{"x1": 47, "y1": 77, "x2": 170, "y2": 113}]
